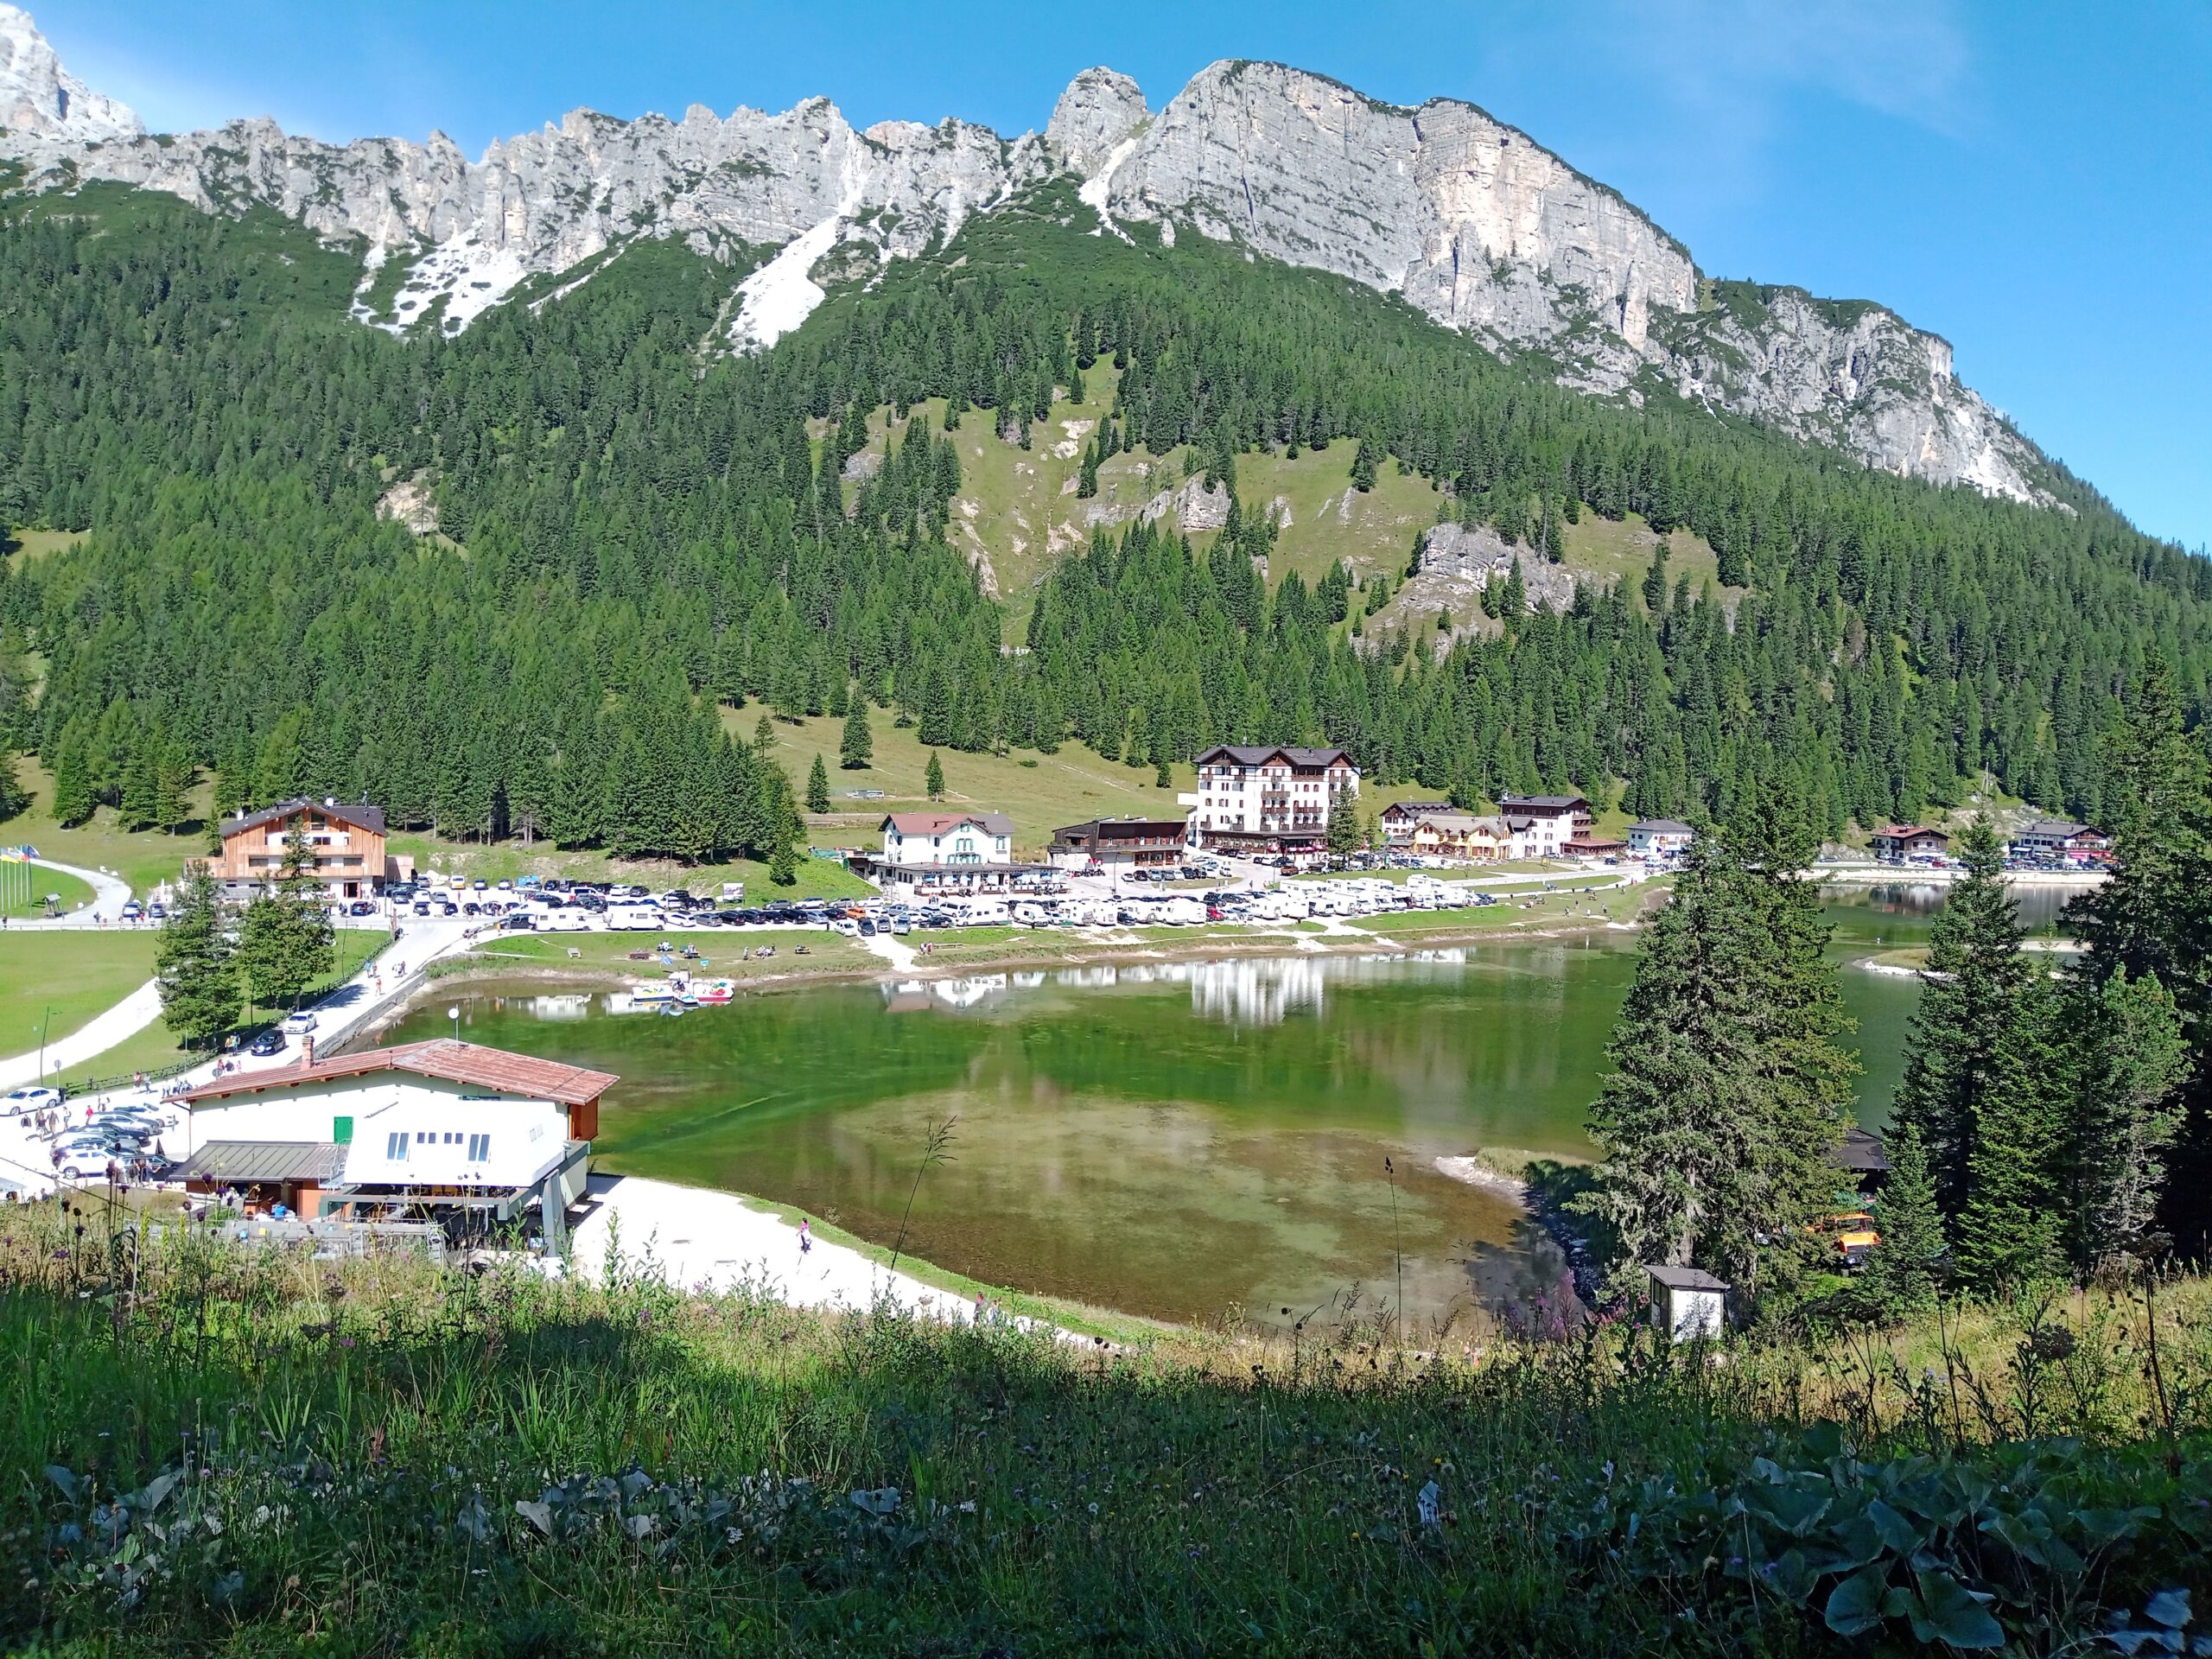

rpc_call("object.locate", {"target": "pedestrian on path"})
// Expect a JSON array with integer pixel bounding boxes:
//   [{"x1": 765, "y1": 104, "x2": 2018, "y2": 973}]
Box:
[{"x1": 798, "y1": 1217, "x2": 811, "y2": 1256}]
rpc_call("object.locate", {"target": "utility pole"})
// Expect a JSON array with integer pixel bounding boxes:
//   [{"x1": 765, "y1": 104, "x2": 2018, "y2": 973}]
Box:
[{"x1": 37, "y1": 1005, "x2": 53, "y2": 1088}]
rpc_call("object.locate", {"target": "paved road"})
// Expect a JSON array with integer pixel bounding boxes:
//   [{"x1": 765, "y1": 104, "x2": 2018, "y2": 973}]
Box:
[{"x1": 0, "y1": 915, "x2": 476, "y2": 1198}]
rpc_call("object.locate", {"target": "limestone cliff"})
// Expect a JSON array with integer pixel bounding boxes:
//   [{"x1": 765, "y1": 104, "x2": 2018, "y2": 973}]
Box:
[{"x1": 0, "y1": 11, "x2": 2048, "y2": 502}]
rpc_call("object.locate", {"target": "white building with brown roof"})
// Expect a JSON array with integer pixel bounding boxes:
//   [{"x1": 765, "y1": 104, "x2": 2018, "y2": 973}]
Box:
[
  {"x1": 180, "y1": 1039, "x2": 613, "y2": 1244},
  {"x1": 1183, "y1": 745, "x2": 1360, "y2": 851}
]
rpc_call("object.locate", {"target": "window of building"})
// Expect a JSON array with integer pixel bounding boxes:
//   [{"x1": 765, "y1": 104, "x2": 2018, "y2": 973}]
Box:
[
  {"x1": 467, "y1": 1133, "x2": 491, "y2": 1162},
  {"x1": 386, "y1": 1131, "x2": 409, "y2": 1160}
]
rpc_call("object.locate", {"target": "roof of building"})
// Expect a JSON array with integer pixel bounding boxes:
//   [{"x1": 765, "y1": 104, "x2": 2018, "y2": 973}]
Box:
[
  {"x1": 1645, "y1": 1265, "x2": 1731, "y2": 1292},
  {"x1": 1411, "y1": 812, "x2": 1503, "y2": 835},
  {"x1": 1498, "y1": 794, "x2": 1591, "y2": 811},
  {"x1": 1629, "y1": 819, "x2": 1696, "y2": 836},
  {"x1": 220, "y1": 798, "x2": 387, "y2": 839},
  {"x1": 1876, "y1": 824, "x2": 1950, "y2": 841},
  {"x1": 1052, "y1": 818, "x2": 1189, "y2": 842},
  {"x1": 2019, "y1": 819, "x2": 2100, "y2": 838},
  {"x1": 1382, "y1": 799, "x2": 1454, "y2": 817},
  {"x1": 180, "y1": 1141, "x2": 349, "y2": 1185},
  {"x1": 1566, "y1": 836, "x2": 1628, "y2": 851},
  {"x1": 1833, "y1": 1127, "x2": 1892, "y2": 1173},
  {"x1": 880, "y1": 811, "x2": 1016, "y2": 837},
  {"x1": 1194, "y1": 745, "x2": 1356, "y2": 770},
  {"x1": 184, "y1": 1039, "x2": 618, "y2": 1109}
]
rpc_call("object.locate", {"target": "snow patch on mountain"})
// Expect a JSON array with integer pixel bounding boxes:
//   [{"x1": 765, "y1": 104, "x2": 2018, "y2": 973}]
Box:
[{"x1": 729, "y1": 215, "x2": 842, "y2": 351}]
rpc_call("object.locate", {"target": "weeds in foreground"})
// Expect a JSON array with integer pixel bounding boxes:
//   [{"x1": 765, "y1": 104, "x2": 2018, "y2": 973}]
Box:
[{"x1": 0, "y1": 1204, "x2": 2206, "y2": 1655}]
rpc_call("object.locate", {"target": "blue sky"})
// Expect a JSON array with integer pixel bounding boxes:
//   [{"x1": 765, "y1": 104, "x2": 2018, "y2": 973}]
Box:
[{"x1": 36, "y1": 0, "x2": 2212, "y2": 548}]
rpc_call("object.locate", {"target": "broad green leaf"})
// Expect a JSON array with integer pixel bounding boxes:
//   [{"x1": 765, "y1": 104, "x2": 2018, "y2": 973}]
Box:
[
  {"x1": 1824, "y1": 1563, "x2": 1890, "y2": 1638},
  {"x1": 1910, "y1": 1569, "x2": 2005, "y2": 1650}
]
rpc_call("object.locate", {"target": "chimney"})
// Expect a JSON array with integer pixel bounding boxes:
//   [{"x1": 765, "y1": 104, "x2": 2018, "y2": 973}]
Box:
[{"x1": 302, "y1": 1033, "x2": 315, "y2": 1068}]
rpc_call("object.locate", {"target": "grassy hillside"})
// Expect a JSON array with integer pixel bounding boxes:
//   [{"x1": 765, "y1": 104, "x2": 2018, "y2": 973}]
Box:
[{"x1": 2, "y1": 1209, "x2": 2204, "y2": 1655}]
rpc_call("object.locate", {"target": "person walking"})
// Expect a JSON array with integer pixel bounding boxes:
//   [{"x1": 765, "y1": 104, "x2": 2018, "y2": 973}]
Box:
[{"x1": 798, "y1": 1217, "x2": 811, "y2": 1257}]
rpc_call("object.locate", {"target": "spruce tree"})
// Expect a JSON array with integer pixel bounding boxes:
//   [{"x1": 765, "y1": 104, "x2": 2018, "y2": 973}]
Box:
[
  {"x1": 238, "y1": 823, "x2": 335, "y2": 1011},
  {"x1": 2063, "y1": 968, "x2": 2189, "y2": 1265},
  {"x1": 806, "y1": 753, "x2": 830, "y2": 815},
  {"x1": 1861, "y1": 1123, "x2": 1945, "y2": 1319},
  {"x1": 925, "y1": 750, "x2": 946, "y2": 801},
  {"x1": 840, "y1": 697, "x2": 874, "y2": 770},
  {"x1": 1952, "y1": 974, "x2": 2068, "y2": 1289},
  {"x1": 2068, "y1": 656, "x2": 2212, "y2": 1252},
  {"x1": 1889, "y1": 817, "x2": 2031, "y2": 1219},
  {"x1": 1580, "y1": 789, "x2": 1855, "y2": 1298},
  {"x1": 155, "y1": 861, "x2": 238, "y2": 1048},
  {"x1": 0, "y1": 746, "x2": 26, "y2": 823},
  {"x1": 49, "y1": 721, "x2": 92, "y2": 827},
  {"x1": 1325, "y1": 786, "x2": 1361, "y2": 867}
]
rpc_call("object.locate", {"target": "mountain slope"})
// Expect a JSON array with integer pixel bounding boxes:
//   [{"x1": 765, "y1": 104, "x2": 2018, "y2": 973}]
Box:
[{"x1": 0, "y1": 8, "x2": 2045, "y2": 503}]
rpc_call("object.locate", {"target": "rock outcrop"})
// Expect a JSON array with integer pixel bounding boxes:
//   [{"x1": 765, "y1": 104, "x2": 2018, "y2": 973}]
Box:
[
  {"x1": 0, "y1": 3, "x2": 139, "y2": 142},
  {"x1": 0, "y1": 10, "x2": 2050, "y2": 502}
]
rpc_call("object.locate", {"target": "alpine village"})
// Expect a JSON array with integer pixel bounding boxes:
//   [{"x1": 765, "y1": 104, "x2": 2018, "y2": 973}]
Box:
[{"x1": 0, "y1": 5, "x2": 2207, "y2": 1653}]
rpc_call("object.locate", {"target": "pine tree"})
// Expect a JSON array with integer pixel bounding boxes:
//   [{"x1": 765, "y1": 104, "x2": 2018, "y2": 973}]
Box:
[
  {"x1": 840, "y1": 697, "x2": 874, "y2": 770},
  {"x1": 1579, "y1": 791, "x2": 1856, "y2": 1297},
  {"x1": 1325, "y1": 785, "x2": 1361, "y2": 867},
  {"x1": 238, "y1": 823, "x2": 335, "y2": 1011},
  {"x1": 805, "y1": 753, "x2": 830, "y2": 815},
  {"x1": 48, "y1": 721, "x2": 93, "y2": 827},
  {"x1": 2063, "y1": 968, "x2": 2190, "y2": 1265},
  {"x1": 2067, "y1": 656, "x2": 2212, "y2": 1252},
  {"x1": 1889, "y1": 817, "x2": 2031, "y2": 1220},
  {"x1": 155, "y1": 860, "x2": 238, "y2": 1048},
  {"x1": 0, "y1": 746, "x2": 27, "y2": 823},
  {"x1": 1861, "y1": 1123, "x2": 1945, "y2": 1319},
  {"x1": 925, "y1": 750, "x2": 945, "y2": 801},
  {"x1": 1953, "y1": 975, "x2": 2068, "y2": 1289}
]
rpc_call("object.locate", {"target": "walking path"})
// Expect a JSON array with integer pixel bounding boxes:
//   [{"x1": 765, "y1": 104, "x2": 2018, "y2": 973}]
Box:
[
  {"x1": 570, "y1": 1173, "x2": 1003, "y2": 1325},
  {"x1": 0, "y1": 916, "x2": 476, "y2": 1198},
  {"x1": 859, "y1": 930, "x2": 918, "y2": 971},
  {"x1": 3, "y1": 856, "x2": 134, "y2": 928},
  {"x1": 0, "y1": 978, "x2": 162, "y2": 1092}
]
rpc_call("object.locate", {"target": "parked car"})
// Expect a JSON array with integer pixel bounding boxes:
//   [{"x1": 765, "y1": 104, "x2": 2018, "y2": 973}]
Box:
[
  {"x1": 147, "y1": 901, "x2": 168, "y2": 921},
  {"x1": 348, "y1": 899, "x2": 376, "y2": 916},
  {"x1": 502, "y1": 913, "x2": 536, "y2": 931},
  {"x1": 3, "y1": 1086, "x2": 62, "y2": 1116},
  {"x1": 282, "y1": 1011, "x2": 318, "y2": 1036},
  {"x1": 120, "y1": 901, "x2": 143, "y2": 921},
  {"x1": 248, "y1": 1029, "x2": 287, "y2": 1058}
]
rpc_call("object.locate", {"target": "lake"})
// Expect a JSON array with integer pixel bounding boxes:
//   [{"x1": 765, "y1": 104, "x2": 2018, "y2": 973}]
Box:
[{"x1": 385, "y1": 883, "x2": 2089, "y2": 1329}]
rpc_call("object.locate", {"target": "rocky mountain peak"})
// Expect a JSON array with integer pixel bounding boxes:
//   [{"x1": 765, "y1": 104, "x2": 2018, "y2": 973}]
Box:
[
  {"x1": 1046, "y1": 67, "x2": 1147, "y2": 176},
  {"x1": 0, "y1": 3, "x2": 141, "y2": 142},
  {"x1": 0, "y1": 7, "x2": 2051, "y2": 505}
]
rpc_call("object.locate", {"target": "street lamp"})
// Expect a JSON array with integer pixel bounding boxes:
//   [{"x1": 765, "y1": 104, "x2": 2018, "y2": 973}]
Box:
[
  {"x1": 37, "y1": 1005, "x2": 52, "y2": 1087},
  {"x1": 448, "y1": 1005, "x2": 461, "y2": 1044}
]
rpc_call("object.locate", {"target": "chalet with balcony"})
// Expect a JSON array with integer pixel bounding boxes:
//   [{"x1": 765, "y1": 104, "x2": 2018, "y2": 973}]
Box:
[
  {"x1": 1050, "y1": 818, "x2": 1191, "y2": 870},
  {"x1": 213, "y1": 798, "x2": 389, "y2": 900}
]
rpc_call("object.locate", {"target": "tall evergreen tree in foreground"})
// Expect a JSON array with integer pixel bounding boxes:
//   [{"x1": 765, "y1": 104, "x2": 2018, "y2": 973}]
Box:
[
  {"x1": 154, "y1": 861, "x2": 238, "y2": 1048},
  {"x1": 1860, "y1": 1123, "x2": 1945, "y2": 1318},
  {"x1": 1580, "y1": 785, "x2": 1857, "y2": 1299},
  {"x1": 925, "y1": 751, "x2": 945, "y2": 801},
  {"x1": 2067, "y1": 655, "x2": 2212, "y2": 1255},
  {"x1": 236, "y1": 824, "x2": 334, "y2": 1012},
  {"x1": 1889, "y1": 817, "x2": 2031, "y2": 1220},
  {"x1": 805, "y1": 753, "x2": 831, "y2": 815}
]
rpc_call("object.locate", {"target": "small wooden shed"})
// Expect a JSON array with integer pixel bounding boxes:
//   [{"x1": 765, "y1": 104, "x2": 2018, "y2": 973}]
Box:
[{"x1": 1645, "y1": 1265, "x2": 1730, "y2": 1342}]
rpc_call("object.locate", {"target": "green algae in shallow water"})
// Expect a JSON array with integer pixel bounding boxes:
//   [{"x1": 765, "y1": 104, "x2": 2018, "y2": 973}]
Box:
[{"x1": 390, "y1": 892, "x2": 2059, "y2": 1325}]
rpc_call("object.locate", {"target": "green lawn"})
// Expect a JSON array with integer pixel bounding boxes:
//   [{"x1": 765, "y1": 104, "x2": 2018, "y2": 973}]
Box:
[
  {"x1": 3, "y1": 925, "x2": 390, "y2": 1090},
  {"x1": 0, "y1": 932, "x2": 162, "y2": 1067},
  {"x1": 0, "y1": 861, "x2": 93, "y2": 919},
  {"x1": 742, "y1": 711, "x2": 1192, "y2": 861},
  {"x1": 385, "y1": 833, "x2": 874, "y2": 906}
]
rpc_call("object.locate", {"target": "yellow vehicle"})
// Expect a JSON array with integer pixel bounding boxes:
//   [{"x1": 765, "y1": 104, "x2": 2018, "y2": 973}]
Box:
[{"x1": 1809, "y1": 1211, "x2": 1883, "y2": 1271}]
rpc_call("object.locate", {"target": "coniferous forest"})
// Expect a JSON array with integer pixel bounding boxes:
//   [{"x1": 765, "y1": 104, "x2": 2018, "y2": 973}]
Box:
[{"x1": 1, "y1": 177, "x2": 2207, "y2": 866}]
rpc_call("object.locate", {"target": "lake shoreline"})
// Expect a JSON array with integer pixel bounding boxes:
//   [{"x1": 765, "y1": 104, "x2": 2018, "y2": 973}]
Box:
[{"x1": 385, "y1": 895, "x2": 1675, "y2": 1020}]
